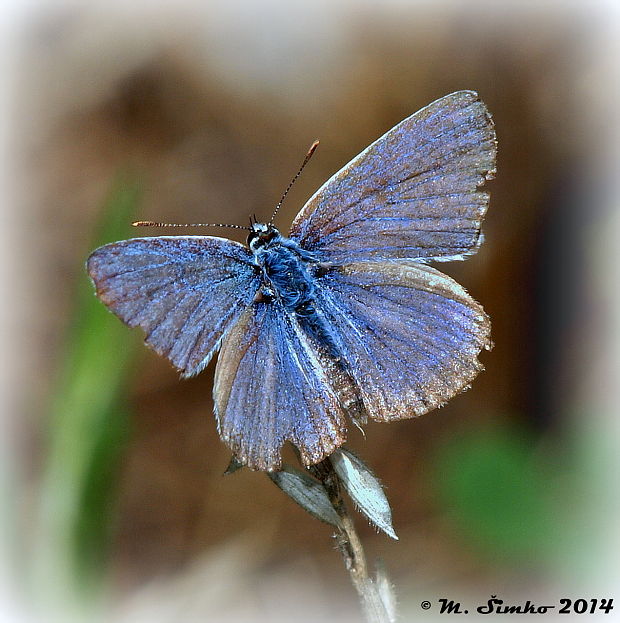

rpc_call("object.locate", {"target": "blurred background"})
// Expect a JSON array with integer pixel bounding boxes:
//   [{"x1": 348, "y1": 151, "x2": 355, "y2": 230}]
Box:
[{"x1": 3, "y1": 1, "x2": 619, "y2": 621}]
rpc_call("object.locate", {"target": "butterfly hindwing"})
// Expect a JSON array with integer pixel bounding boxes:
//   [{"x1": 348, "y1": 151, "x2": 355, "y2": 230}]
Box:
[
  {"x1": 290, "y1": 90, "x2": 496, "y2": 263},
  {"x1": 314, "y1": 260, "x2": 492, "y2": 420},
  {"x1": 213, "y1": 300, "x2": 348, "y2": 471},
  {"x1": 87, "y1": 236, "x2": 260, "y2": 377}
]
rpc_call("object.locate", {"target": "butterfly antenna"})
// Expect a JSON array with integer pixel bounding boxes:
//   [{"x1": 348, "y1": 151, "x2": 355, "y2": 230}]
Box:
[
  {"x1": 132, "y1": 221, "x2": 250, "y2": 231},
  {"x1": 269, "y1": 139, "x2": 319, "y2": 226}
]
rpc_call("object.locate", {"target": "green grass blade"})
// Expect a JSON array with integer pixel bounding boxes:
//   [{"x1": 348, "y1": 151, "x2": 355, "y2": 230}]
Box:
[{"x1": 32, "y1": 174, "x2": 143, "y2": 608}]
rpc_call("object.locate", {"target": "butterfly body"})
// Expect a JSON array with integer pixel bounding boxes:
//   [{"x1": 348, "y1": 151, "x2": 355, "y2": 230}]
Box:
[
  {"x1": 249, "y1": 222, "x2": 366, "y2": 424},
  {"x1": 87, "y1": 90, "x2": 496, "y2": 470}
]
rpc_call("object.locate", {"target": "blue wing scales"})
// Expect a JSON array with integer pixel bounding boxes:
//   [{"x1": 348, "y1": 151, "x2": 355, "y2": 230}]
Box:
[
  {"x1": 314, "y1": 260, "x2": 492, "y2": 420},
  {"x1": 290, "y1": 90, "x2": 496, "y2": 263},
  {"x1": 213, "y1": 300, "x2": 348, "y2": 470},
  {"x1": 87, "y1": 236, "x2": 260, "y2": 377}
]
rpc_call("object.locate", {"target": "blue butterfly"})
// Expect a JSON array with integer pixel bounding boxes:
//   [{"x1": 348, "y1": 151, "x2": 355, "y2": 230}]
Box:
[{"x1": 87, "y1": 90, "x2": 496, "y2": 471}]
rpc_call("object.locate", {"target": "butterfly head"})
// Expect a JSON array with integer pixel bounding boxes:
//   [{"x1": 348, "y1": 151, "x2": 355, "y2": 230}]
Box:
[{"x1": 247, "y1": 222, "x2": 281, "y2": 253}]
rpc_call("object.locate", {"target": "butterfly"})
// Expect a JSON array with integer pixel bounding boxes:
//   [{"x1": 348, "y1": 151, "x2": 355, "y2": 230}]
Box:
[{"x1": 87, "y1": 90, "x2": 496, "y2": 471}]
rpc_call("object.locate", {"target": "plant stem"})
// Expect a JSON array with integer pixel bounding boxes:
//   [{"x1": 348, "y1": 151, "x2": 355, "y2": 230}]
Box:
[{"x1": 310, "y1": 460, "x2": 393, "y2": 623}]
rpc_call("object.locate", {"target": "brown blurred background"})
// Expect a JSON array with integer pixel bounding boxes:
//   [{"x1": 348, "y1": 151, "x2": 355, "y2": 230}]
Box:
[{"x1": 5, "y1": 2, "x2": 619, "y2": 622}]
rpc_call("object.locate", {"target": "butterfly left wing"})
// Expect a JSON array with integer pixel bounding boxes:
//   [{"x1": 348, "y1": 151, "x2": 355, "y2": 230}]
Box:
[
  {"x1": 289, "y1": 91, "x2": 496, "y2": 263},
  {"x1": 87, "y1": 236, "x2": 261, "y2": 377},
  {"x1": 213, "y1": 299, "x2": 348, "y2": 471},
  {"x1": 314, "y1": 260, "x2": 492, "y2": 420}
]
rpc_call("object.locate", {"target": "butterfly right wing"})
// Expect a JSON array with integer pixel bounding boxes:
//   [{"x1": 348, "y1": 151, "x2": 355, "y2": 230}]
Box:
[{"x1": 87, "y1": 236, "x2": 261, "y2": 377}]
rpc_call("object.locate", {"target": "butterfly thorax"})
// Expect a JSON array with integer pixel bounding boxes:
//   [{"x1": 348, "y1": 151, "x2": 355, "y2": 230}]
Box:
[{"x1": 248, "y1": 223, "x2": 318, "y2": 313}]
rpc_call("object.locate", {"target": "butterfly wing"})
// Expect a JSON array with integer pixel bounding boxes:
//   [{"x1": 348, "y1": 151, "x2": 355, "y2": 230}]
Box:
[
  {"x1": 87, "y1": 236, "x2": 261, "y2": 377},
  {"x1": 213, "y1": 299, "x2": 348, "y2": 471},
  {"x1": 289, "y1": 90, "x2": 496, "y2": 263},
  {"x1": 314, "y1": 260, "x2": 491, "y2": 420}
]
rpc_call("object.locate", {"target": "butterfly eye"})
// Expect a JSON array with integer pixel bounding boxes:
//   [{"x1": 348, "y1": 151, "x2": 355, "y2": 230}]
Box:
[{"x1": 247, "y1": 232, "x2": 260, "y2": 250}]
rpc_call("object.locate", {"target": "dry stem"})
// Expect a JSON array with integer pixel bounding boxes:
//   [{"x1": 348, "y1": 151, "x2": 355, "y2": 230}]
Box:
[{"x1": 310, "y1": 460, "x2": 392, "y2": 623}]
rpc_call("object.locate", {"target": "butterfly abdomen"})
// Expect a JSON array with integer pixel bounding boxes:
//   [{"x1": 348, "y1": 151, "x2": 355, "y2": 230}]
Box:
[{"x1": 296, "y1": 304, "x2": 367, "y2": 425}]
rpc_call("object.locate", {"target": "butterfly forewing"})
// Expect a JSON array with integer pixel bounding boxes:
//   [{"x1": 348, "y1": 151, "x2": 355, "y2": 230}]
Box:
[
  {"x1": 315, "y1": 261, "x2": 492, "y2": 420},
  {"x1": 87, "y1": 236, "x2": 260, "y2": 377},
  {"x1": 290, "y1": 90, "x2": 496, "y2": 263},
  {"x1": 214, "y1": 300, "x2": 348, "y2": 471}
]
